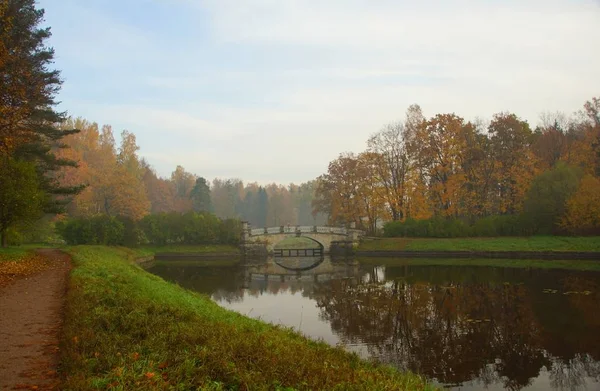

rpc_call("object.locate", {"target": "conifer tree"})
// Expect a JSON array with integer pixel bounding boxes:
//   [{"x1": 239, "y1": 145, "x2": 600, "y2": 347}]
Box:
[{"x1": 0, "y1": 0, "x2": 83, "y2": 245}]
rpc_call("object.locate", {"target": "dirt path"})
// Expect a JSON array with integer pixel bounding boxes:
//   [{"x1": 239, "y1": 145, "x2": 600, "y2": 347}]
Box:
[{"x1": 0, "y1": 249, "x2": 70, "y2": 391}]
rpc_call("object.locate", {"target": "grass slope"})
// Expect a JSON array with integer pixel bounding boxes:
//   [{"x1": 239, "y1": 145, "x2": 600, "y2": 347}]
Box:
[
  {"x1": 359, "y1": 236, "x2": 600, "y2": 252},
  {"x1": 60, "y1": 246, "x2": 432, "y2": 390}
]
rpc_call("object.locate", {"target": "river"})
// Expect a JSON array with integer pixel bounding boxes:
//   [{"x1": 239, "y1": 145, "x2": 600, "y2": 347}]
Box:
[{"x1": 147, "y1": 256, "x2": 600, "y2": 390}]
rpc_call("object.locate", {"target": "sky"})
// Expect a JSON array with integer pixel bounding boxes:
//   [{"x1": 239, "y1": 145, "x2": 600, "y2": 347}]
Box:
[{"x1": 38, "y1": 0, "x2": 600, "y2": 184}]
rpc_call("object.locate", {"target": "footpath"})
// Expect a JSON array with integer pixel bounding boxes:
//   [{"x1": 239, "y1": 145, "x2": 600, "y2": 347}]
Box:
[{"x1": 0, "y1": 249, "x2": 70, "y2": 391}]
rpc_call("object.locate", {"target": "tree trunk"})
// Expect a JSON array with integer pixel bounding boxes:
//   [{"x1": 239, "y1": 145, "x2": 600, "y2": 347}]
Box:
[{"x1": 1, "y1": 229, "x2": 7, "y2": 248}]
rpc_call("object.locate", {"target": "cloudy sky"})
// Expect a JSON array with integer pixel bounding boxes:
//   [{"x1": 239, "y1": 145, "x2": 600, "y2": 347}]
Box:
[{"x1": 39, "y1": 0, "x2": 600, "y2": 184}]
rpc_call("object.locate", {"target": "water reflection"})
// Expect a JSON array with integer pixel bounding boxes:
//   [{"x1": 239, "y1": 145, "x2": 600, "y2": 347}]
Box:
[{"x1": 147, "y1": 258, "x2": 600, "y2": 390}]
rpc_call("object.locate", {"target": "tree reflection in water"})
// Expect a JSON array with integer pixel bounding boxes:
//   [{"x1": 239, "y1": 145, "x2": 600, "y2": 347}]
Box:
[
  {"x1": 148, "y1": 260, "x2": 600, "y2": 390},
  {"x1": 311, "y1": 265, "x2": 600, "y2": 390}
]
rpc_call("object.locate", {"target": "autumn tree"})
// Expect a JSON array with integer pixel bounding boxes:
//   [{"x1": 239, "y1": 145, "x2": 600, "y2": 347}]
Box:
[
  {"x1": 0, "y1": 0, "x2": 82, "y2": 216},
  {"x1": 118, "y1": 130, "x2": 144, "y2": 178},
  {"x1": 531, "y1": 114, "x2": 569, "y2": 170},
  {"x1": 570, "y1": 97, "x2": 600, "y2": 175},
  {"x1": 355, "y1": 152, "x2": 387, "y2": 234},
  {"x1": 367, "y1": 122, "x2": 410, "y2": 221},
  {"x1": 313, "y1": 152, "x2": 385, "y2": 233},
  {"x1": 313, "y1": 153, "x2": 363, "y2": 227},
  {"x1": 412, "y1": 114, "x2": 474, "y2": 217},
  {"x1": 488, "y1": 113, "x2": 538, "y2": 214},
  {"x1": 170, "y1": 165, "x2": 196, "y2": 212},
  {"x1": 560, "y1": 175, "x2": 600, "y2": 235}
]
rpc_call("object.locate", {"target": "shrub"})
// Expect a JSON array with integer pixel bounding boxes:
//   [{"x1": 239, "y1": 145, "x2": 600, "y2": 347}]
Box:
[
  {"x1": 384, "y1": 215, "x2": 528, "y2": 238},
  {"x1": 59, "y1": 212, "x2": 243, "y2": 246}
]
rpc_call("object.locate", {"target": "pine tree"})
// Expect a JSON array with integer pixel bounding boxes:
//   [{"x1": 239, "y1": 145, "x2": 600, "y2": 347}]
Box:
[
  {"x1": 190, "y1": 177, "x2": 213, "y2": 213},
  {"x1": 0, "y1": 0, "x2": 83, "y2": 245}
]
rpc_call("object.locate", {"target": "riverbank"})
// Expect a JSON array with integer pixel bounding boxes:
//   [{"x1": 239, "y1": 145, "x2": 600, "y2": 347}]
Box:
[
  {"x1": 359, "y1": 236, "x2": 600, "y2": 252},
  {"x1": 59, "y1": 246, "x2": 433, "y2": 390},
  {"x1": 357, "y1": 257, "x2": 600, "y2": 272}
]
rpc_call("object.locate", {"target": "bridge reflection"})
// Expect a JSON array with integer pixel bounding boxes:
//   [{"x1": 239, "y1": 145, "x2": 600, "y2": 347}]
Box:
[{"x1": 243, "y1": 256, "x2": 361, "y2": 285}]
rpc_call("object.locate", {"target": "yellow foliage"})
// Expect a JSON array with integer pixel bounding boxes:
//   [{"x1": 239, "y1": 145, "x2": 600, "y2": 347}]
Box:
[{"x1": 560, "y1": 175, "x2": 600, "y2": 234}]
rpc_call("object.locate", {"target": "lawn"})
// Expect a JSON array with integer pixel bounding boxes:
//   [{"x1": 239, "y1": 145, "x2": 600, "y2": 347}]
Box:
[
  {"x1": 359, "y1": 236, "x2": 600, "y2": 252},
  {"x1": 60, "y1": 246, "x2": 433, "y2": 390}
]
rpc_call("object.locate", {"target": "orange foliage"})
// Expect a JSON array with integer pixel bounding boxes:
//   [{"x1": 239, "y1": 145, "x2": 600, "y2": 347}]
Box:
[{"x1": 560, "y1": 175, "x2": 600, "y2": 234}]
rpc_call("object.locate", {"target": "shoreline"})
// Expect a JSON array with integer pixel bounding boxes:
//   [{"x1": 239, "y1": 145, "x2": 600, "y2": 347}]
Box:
[{"x1": 355, "y1": 250, "x2": 600, "y2": 260}]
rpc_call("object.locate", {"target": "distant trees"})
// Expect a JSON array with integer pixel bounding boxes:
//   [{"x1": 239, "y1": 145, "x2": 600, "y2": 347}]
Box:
[
  {"x1": 51, "y1": 118, "x2": 326, "y2": 238},
  {"x1": 190, "y1": 177, "x2": 213, "y2": 213}
]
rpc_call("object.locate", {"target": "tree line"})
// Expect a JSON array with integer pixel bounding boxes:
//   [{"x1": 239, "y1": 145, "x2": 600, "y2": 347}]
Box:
[
  {"x1": 0, "y1": 1, "x2": 327, "y2": 247},
  {"x1": 313, "y1": 100, "x2": 600, "y2": 235},
  {"x1": 2, "y1": 1, "x2": 598, "y2": 246},
  {"x1": 51, "y1": 117, "x2": 328, "y2": 227}
]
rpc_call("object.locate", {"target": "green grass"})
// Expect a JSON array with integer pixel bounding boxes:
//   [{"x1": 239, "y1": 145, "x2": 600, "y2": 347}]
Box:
[
  {"x1": 0, "y1": 243, "x2": 57, "y2": 262},
  {"x1": 274, "y1": 237, "x2": 321, "y2": 249},
  {"x1": 359, "y1": 236, "x2": 600, "y2": 252},
  {"x1": 136, "y1": 244, "x2": 240, "y2": 257},
  {"x1": 60, "y1": 246, "x2": 433, "y2": 390},
  {"x1": 357, "y1": 257, "x2": 600, "y2": 272}
]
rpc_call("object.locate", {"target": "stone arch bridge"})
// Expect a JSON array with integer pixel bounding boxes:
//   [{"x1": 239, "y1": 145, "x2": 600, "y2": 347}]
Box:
[{"x1": 241, "y1": 222, "x2": 364, "y2": 255}]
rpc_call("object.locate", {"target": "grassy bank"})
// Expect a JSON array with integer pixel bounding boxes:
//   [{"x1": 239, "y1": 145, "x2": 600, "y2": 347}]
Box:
[
  {"x1": 359, "y1": 236, "x2": 600, "y2": 252},
  {"x1": 357, "y1": 257, "x2": 600, "y2": 272},
  {"x1": 60, "y1": 246, "x2": 432, "y2": 390}
]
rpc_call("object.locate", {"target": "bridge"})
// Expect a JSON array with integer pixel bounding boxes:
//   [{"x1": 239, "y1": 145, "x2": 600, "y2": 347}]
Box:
[{"x1": 241, "y1": 222, "x2": 364, "y2": 255}]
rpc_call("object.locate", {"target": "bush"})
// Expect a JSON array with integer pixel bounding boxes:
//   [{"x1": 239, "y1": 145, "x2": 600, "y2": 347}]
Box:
[
  {"x1": 384, "y1": 215, "x2": 528, "y2": 238},
  {"x1": 57, "y1": 216, "x2": 124, "y2": 245},
  {"x1": 59, "y1": 212, "x2": 243, "y2": 246},
  {"x1": 521, "y1": 163, "x2": 583, "y2": 235}
]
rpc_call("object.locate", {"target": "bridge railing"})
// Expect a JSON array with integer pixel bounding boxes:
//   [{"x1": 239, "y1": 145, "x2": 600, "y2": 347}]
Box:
[{"x1": 247, "y1": 226, "x2": 349, "y2": 236}]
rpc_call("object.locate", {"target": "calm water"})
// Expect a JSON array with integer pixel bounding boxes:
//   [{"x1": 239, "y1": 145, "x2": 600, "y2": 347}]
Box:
[{"x1": 147, "y1": 257, "x2": 600, "y2": 390}]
